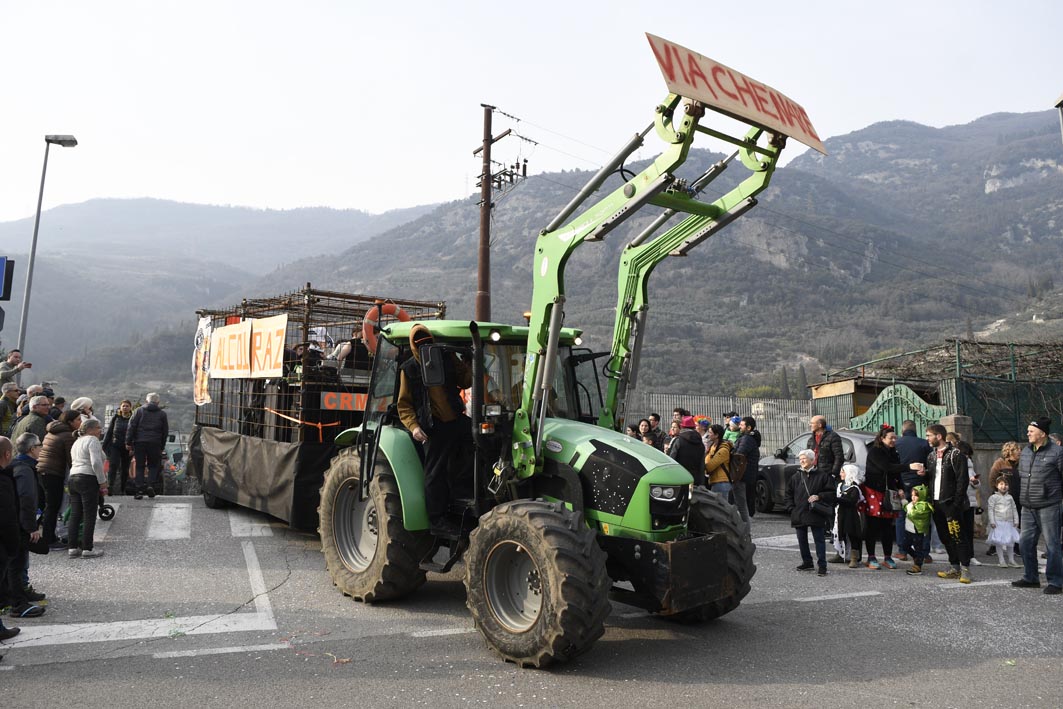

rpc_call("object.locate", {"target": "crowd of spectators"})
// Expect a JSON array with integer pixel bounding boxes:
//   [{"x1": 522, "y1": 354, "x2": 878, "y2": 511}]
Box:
[
  {"x1": 1, "y1": 349, "x2": 172, "y2": 645},
  {"x1": 633, "y1": 402, "x2": 1062, "y2": 595},
  {"x1": 632, "y1": 407, "x2": 761, "y2": 534}
]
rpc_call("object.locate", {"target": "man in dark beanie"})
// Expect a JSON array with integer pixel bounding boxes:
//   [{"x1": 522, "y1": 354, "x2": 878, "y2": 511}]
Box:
[{"x1": 1012, "y1": 416, "x2": 1063, "y2": 595}]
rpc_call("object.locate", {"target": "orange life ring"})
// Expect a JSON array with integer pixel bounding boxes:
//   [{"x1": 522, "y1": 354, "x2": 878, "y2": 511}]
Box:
[{"x1": 362, "y1": 302, "x2": 411, "y2": 353}]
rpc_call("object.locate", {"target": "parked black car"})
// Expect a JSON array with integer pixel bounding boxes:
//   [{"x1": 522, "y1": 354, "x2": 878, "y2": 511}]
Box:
[{"x1": 754, "y1": 429, "x2": 875, "y2": 513}]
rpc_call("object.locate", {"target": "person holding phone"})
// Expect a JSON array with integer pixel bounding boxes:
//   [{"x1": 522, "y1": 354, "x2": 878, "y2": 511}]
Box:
[{"x1": 0, "y1": 350, "x2": 31, "y2": 386}]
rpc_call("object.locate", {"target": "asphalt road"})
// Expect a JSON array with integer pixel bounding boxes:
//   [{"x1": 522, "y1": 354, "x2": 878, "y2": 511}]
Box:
[{"x1": 3, "y1": 496, "x2": 1061, "y2": 708}]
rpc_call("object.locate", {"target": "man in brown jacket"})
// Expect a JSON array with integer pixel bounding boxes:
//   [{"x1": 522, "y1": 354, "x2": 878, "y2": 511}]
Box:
[{"x1": 397, "y1": 325, "x2": 472, "y2": 536}]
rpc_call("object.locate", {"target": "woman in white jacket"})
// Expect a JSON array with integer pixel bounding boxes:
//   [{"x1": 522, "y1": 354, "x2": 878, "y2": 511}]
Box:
[{"x1": 68, "y1": 418, "x2": 108, "y2": 558}]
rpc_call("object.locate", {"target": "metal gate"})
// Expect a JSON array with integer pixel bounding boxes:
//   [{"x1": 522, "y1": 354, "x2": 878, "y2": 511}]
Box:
[{"x1": 850, "y1": 384, "x2": 945, "y2": 434}]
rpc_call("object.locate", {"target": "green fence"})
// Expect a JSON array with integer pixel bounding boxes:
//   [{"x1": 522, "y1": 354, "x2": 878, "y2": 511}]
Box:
[{"x1": 944, "y1": 378, "x2": 1063, "y2": 444}]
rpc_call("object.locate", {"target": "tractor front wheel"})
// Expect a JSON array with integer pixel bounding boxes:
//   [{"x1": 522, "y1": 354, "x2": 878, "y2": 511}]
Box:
[
  {"x1": 672, "y1": 487, "x2": 756, "y2": 622},
  {"x1": 464, "y1": 500, "x2": 610, "y2": 668}
]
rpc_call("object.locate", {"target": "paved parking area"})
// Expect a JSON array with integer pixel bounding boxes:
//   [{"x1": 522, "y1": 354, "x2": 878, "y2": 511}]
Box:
[{"x1": 3, "y1": 498, "x2": 1061, "y2": 707}]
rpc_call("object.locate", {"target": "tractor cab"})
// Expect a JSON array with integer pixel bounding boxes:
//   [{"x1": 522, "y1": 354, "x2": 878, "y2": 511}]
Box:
[{"x1": 349, "y1": 321, "x2": 616, "y2": 533}]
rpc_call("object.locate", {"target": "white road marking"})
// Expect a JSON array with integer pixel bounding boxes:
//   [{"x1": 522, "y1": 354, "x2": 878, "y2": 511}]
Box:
[
  {"x1": 410, "y1": 628, "x2": 476, "y2": 638},
  {"x1": 793, "y1": 591, "x2": 883, "y2": 603},
  {"x1": 229, "y1": 509, "x2": 274, "y2": 537},
  {"x1": 7, "y1": 542, "x2": 276, "y2": 649},
  {"x1": 753, "y1": 535, "x2": 800, "y2": 548},
  {"x1": 153, "y1": 643, "x2": 288, "y2": 659},
  {"x1": 93, "y1": 502, "x2": 120, "y2": 542},
  {"x1": 242, "y1": 540, "x2": 274, "y2": 620},
  {"x1": 618, "y1": 611, "x2": 649, "y2": 619},
  {"x1": 147, "y1": 503, "x2": 192, "y2": 540},
  {"x1": 0, "y1": 666, "x2": 14, "y2": 671},
  {"x1": 937, "y1": 580, "x2": 1011, "y2": 590},
  {"x1": 8, "y1": 611, "x2": 277, "y2": 648}
]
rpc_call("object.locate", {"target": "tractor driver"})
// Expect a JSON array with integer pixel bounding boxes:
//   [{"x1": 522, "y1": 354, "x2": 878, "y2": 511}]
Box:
[{"x1": 397, "y1": 324, "x2": 472, "y2": 537}]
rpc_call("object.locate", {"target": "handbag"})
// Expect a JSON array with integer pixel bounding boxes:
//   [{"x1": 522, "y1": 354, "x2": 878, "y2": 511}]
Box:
[
  {"x1": 801, "y1": 473, "x2": 834, "y2": 518},
  {"x1": 885, "y1": 488, "x2": 903, "y2": 512}
]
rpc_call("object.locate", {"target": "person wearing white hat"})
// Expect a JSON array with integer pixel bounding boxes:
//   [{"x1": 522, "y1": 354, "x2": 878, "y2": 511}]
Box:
[{"x1": 69, "y1": 397, "x2": 98, "y2": 424}]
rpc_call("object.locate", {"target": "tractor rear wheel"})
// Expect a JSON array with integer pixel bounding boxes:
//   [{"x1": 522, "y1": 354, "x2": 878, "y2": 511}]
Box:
[
  {"x1": 318, "y1": 448, "x2": 433, "y2": 602},
  {"x1": 672, "y1": 487, "x2": 756, "y2": 622},
  {"x1": 464, "y1": 500, "x2": 611, "y2": 668}
]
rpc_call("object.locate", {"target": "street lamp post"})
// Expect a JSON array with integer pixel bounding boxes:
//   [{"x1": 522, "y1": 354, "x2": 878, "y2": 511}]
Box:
[{"x1": 15, "y1": 134, "x2": 77, "y2": 355}]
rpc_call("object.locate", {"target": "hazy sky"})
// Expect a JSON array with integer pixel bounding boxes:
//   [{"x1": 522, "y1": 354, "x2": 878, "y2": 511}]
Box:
[{"x1": 2, "y1": 0, "x2": 1062, "y2": 224}]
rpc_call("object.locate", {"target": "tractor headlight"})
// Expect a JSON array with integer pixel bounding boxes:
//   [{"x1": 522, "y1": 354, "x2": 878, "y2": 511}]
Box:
[{"x1": 649, "y1": 485, "x2": 683, "y2": 503}]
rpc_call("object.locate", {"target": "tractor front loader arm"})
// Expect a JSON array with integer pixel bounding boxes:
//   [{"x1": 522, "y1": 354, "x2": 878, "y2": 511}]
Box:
[
  {"x1": 514, "y1": 94, "x2": 755, "y2": 476},
  {"x1": 598, "y1": 123, "x2": 786, "y2": 430}
]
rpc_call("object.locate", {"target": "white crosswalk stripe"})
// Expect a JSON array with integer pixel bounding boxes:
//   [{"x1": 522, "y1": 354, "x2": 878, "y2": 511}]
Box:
[
  {"x1": 93, "y1": 502, "x2": 120, "y2": 542},
  {"x1": 228, "y1": 508, "x2": 274, "y2": 537},
  {"x1": 147, "y1": 503, "x2": 192, "y2": 539}
]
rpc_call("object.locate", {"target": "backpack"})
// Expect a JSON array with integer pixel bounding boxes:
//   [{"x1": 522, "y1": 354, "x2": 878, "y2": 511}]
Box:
[
  {"x1": 730, "y1": 451, "x2": 748, "y2": 483},
  {"x1": 7, "y1": 413, "x2": 27, "y2": 437}
]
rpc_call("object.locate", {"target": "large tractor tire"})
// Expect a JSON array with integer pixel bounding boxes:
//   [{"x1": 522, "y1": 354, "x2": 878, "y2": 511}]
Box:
[
  {"x1": 318, "y1": 448, "x2": 433, "y2": 602},
  {"x1": 464, "y1": 500, "x2": 611, "y2": 668},
  {"x1": 672, "y1": 487, "x2": 756, "y2": 622}
]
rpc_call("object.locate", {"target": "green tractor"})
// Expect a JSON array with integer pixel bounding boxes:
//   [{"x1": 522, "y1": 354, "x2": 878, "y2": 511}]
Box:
[{"x1": 318, "y1": 34, "x2": 823, "y2": 667}]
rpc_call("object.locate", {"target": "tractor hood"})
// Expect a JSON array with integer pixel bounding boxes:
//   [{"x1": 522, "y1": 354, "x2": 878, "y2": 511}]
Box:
[
  {"x1": 538, "y1": 417, "x2": 686, "y2": 481},
  {"x1": 538, "y1": 418, "x2": 693, "y2": 537}
]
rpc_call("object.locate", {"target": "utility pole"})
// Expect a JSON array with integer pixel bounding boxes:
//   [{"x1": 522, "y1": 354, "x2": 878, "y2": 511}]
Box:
[
  {"x1": 1056, "y1": 93, "x2": 1063, "y2": 147},
  {"x1": 472, "y1": 104, "x2": 511, "y2": 322}
]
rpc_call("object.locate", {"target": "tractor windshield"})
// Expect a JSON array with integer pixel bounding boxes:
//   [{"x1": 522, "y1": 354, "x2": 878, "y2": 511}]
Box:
[
  {"x1": 484, "y1": 343, "x2": 598, "y2": 423},
  {"x1": 362, "y1": 335, "x2": 400, "y2": 439},
  {"x1": 362, "y1": 336, "x2": 601, "y2": 431}
]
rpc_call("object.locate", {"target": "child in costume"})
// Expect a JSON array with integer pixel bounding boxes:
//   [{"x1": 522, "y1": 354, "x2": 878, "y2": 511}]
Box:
[
  {"x1": 904, "y1": 484, "x2": 934, "y2": 575},
  {"x1": 835, "y1": 463, "x2": 865, "y2": 568},
  {"x1": 986, "y1": 478, "x2": 1021, "y2": 568}
]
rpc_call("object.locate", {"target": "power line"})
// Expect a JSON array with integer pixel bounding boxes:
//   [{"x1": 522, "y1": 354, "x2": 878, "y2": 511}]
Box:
[{"x1": 494, "y1": 108, "x2": 613, "y2": 156}]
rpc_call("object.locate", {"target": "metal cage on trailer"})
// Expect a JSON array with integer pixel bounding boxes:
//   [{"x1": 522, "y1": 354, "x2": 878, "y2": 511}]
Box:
[{"x1": 186, "y1": 284, "x2": 444, "y2": 528}]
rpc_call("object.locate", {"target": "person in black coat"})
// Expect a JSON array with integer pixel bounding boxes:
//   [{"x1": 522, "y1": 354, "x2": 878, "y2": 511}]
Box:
[
  {"x1": 126, "y1": 393, "x2": 170, "y2": 499},
  {"x1": 807, "y1": 415, "x2": 844, "y2": 479},
  {"x1": 836, "y1": 463, "x2": 865, "y2": 568},
  {"x1": 863, "y1": 425, "x2": 908, "y2": 569},
  {"x1": 893, "y1": 420, "x2": 933, "y2": 559},
  {"x1": 669, "y1": 416, "x2": 707, "y2": 485},
  {"x1": 103, "y1": 399, "x2": 134, "y2": 495},
  {"x1": 785, "y1": 449, "x2": 837, "y2": 575},
  {"x1": 734, "y1": 417, "x2": 761, "y2": 526},
  {"x1": 1, "y1": 437, "x2": 22, "y2": 637},
  {"x1": 921, "y1": 424, "x2": 973, "y2": 583}
]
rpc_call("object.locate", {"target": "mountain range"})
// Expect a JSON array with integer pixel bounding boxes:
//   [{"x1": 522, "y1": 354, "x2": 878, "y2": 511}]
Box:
[{"x1": 2, "y1": 109, "x2": 1062, "y2": 431}]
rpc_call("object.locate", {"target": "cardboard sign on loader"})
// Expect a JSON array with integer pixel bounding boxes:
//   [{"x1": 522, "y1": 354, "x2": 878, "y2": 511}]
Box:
[{"x1": 646, "y1": 33, "x2": 827, "y2": 155}]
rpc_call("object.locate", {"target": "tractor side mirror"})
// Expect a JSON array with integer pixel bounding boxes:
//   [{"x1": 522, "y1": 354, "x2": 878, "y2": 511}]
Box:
[{"x1": 420, "y1": 345, "x2": 447, "y2": 387}]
